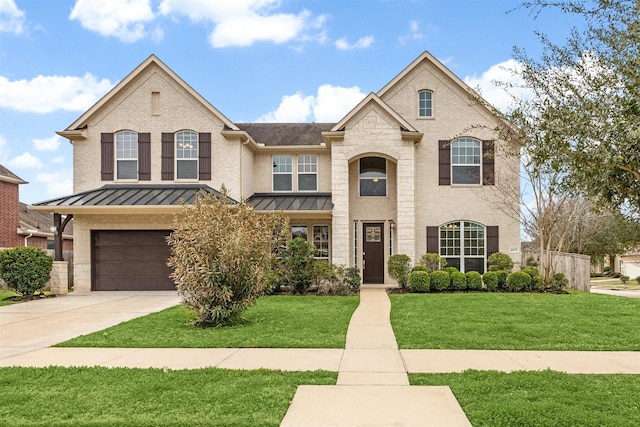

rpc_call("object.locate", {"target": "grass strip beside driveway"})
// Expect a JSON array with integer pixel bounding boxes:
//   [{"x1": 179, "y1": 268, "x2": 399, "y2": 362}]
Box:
[
  {"x1": 58, "y1": 295, "x2": 359, "y2": 348},
  {"x1": 0, "y1": 366, "x2": 336, "y2": 427},
  {"x1": 391, "y1": 292, "x2": 640, "y2": 350},
  {"x1": 411, "y1": 370, "x2": 640, "y2": 427}
]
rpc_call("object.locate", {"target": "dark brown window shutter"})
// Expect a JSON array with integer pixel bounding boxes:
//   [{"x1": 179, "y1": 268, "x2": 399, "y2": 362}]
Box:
[
  {"x1": 199, "y1": 133, "x2": 211, "y2": 180},
  {"x1": 161, "y1": 132, "x2": 174, "y2": 181},
  {"x1": 101, "y1": 133, "x2": 114, "y2": 181},
  {"x1": 438, "y1": 140, "x2": 450, "y2": 185},
  {"x1": 426, "y1": 226, "x2": 439, "y2": 253},
  {"x1": 486, "y1": 226, "x2": 499, "y2": 257},
  {"x1": 482, "y1": 140, "x2": 495, "y2": 185},
  {"x1": 138, "y1": 133, "x2": 151, "y2": 181}
]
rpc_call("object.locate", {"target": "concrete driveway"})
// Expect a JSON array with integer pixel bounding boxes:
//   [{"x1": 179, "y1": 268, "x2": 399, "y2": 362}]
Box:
[{"x1": 0, "y1": 291, "x2": 179, "y2": 359}]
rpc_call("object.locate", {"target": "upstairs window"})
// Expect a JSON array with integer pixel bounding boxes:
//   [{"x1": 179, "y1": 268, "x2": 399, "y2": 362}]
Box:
[
  {"x1": 359, "y1": 157, "x2": 386, "y2": 196},
  {"x1": 273, "y1": 155, "x2": 293, "y2": 191},
  {"x1": 451, "y1": 137, "x2": 481, "y2": 184},
  {"x1": 418, "y1": 90, "x2": 433, "y2": 117},
  {"x1": 298, "y1": 155, "x2": 317, "y2": 191},
  {"x1": 116, "y1": 131, "x2": 138, "y2": 180},
  {"x1": 176, "y1": 131, "x2": 198, "y2": 180}
]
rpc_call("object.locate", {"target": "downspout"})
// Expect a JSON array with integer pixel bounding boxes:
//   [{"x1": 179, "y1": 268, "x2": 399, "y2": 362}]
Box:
[{"x1": 23, "y1": 229, "x2": 37, "y2": 247}]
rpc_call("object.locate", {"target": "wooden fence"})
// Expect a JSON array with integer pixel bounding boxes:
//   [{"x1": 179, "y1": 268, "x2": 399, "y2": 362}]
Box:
[{"x1": 522, "y1": 249, "x2": 591, "y2": 292}]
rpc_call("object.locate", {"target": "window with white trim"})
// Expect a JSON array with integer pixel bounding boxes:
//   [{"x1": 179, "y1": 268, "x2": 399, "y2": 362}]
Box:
[
  {"x1": 440, "y1": 221, "x2": 485, "y2": 273},
  {"x1": 292, "y1": 225, "x2": 308, "y2": 241},
  {"x1": 313, "y1": 225, "x2": 329, "y2": 259},
  {"x1": 116, "y1": 131, "x2": 138, "y2": 180},
  {"x1": 273, "y1": 155, "x2": 293, "y2": 191},
  {"x1": 418, "y1": 90, "x2": 433, "y2": 117},
  {"x1": 176, "y1": 131, "x2": 198, "y2": 180},
  {"x1": 298, "y1": 155, "x2": 317, "y2": 191},
  {"x1": 451, "y1": 137, "x2": 481, "y2": 184}
]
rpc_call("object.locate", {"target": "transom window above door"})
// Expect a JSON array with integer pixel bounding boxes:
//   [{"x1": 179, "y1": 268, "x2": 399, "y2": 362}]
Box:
[{"x1": 359, "y1": 157, "x2": 387, "y2": 197}]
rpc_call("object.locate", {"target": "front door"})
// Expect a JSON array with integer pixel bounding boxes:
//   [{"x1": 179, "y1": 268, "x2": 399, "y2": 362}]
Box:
[{"x1": 363, "y1": 223, "x2": 384, "y2": 283}]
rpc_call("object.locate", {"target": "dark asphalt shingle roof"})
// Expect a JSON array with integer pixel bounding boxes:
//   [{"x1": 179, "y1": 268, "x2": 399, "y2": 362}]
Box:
[
  {"x1": 0, "y1": 164, "x2": 26, "y2": 184},
  {"x1": 248, "y1": 193, "x2": 333, "y2": 211},
  {"x1": 236, "y1": 123, "x2": 335, "y2": 146},
  {"x1": 32, "y1": 184, "x2": 233, "y2": 207}
]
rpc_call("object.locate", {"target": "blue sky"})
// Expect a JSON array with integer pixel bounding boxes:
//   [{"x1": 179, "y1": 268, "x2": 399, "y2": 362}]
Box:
[{"x1": 0, "y1": 0, "x2": 583, "y2": 204}]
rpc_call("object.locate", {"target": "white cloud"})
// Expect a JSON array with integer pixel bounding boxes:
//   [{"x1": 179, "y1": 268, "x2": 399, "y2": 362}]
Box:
[
  {"x1": 0, "y1": 0, "x2": 25, "y2": 35},
  {"x1": 33, "y1": 135, "x2": 61, "y2": 151},
  {"x1": 9, "y1": 152, "x2": 43, "y2": 169},
  {"x1": 0, "y1": 73, "x2": 113, "y2": 113},
  {"x1": 36, "y1": 169, "x2": 73, "y2": 198},
  {"x1": 398, "y1": 20, "x2": 423, "y2": 45},
  {"x1": 464, "y1": 59, "x2": 531, "y2": 112},
  {"x1": 52, "y1": 156, "x2": 65, "y2": 163},
  {"x1": 69, "y1": 0, "x2": 155, "y2": 43},
  {"x1": 0, "y1": 134, "x2": 8, "y2": 161},
  {"x1": 257, "y1": 84, "x2": 366, "y2": 122},
  {"x1": 335, "y1": 35, "x2": 374, "y2": 50},
  {"x1": 159, "y1": 0, "x2": 325, "y2": 48}
]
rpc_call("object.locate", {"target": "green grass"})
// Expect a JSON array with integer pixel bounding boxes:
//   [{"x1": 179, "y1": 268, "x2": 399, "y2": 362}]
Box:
[
  {"x1": 0, "y1": 290, "x2": 19, "y2": 306},
  {"x1": 411, "y1": 370, "x2": 640, "y2": 427},
  {"x1": 58, "y1": 295, "x2": 359, "y2": 348},
  {"x1": 391, "y1": 292, "x2": 640, "y2": 350},
  {"x1": 0, "y1": 366, "x2": 336, "y2": 426}
]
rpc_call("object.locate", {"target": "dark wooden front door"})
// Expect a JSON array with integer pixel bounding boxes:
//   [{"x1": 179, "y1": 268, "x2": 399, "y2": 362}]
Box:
[
  {"x1": 363, "y1": 223, "x2": 384, "y2": 283},
  {"x1": 92, "y1": 230, "x2": 174, "y2": 291}
]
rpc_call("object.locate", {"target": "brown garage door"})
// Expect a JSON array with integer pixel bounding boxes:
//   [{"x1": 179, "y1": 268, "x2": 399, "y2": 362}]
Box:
[{"x1": 92, "y1": 230, "x2": 175, "y2": 291}]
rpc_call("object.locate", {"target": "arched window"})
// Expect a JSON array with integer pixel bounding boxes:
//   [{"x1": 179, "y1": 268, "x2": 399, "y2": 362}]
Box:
[
  {"x1": 175, "y1": 130, "x2": 198, "y2": 180},
  {"x1": 418, "y1": 90, "x2": 433, "y2": 117},
  {"x1": 440, "y1": 221, "x2": 485, "y2": 273},
  {"x1": 115, "y1": 130, "x2": 138, "y2": 180},
  {"x1": 359, "y1": 157, "x2": 386, "y2": 196},
  {"x1": 451, "y1": 137, "x2": 481, "y2": 184}
]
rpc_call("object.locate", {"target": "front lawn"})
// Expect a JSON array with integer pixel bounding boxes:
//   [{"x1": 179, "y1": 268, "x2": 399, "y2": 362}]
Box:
[
  {"x1": 411, "y1": 370, "x2": 640, "y2": 427},
  {"x1": 391, "y1": 292, "x2": 640, "y2": 350},
  {"x1": 59, "y1": 295, "x2": 359, "y2": 348},
  {"x1": 0, "y1": 366, "x2": 336, "y2": 427}
]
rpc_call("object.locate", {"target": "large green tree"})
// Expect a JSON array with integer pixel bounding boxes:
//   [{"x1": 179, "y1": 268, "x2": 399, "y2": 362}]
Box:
[{"x1": 511, "y1": 0, "x2": 640, "y2": 212}]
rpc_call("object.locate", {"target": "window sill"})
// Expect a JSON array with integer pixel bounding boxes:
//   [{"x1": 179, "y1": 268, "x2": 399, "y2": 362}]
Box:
[{"x1": 416, "y1": 116, "x2": 435, "y2": 120}]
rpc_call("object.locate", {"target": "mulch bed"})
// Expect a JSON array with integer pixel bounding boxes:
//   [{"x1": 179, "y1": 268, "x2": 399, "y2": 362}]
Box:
[{"x1": 6, "y1": 294, "x2": 56, "y2": 302}]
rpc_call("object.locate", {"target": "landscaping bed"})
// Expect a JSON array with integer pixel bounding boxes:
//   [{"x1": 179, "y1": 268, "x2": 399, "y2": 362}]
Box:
[{"x1": 391, "y1": 292, "x2": 640, "y2": 350}]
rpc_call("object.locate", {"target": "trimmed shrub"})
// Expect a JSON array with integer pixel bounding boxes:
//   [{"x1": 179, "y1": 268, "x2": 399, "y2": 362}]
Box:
[
  {"x1": 444, "y1": 266, "x2": 459, "y2": 275},
  {"x1": 316, "y1": 264, "x2": 361, "y2": 296},
  {"x1": 411, "y1": 265, "x2": 429, "y2": 273},
  {"x1": 167, "y1": 190, "x2": 289, "y2": 326},
  {"x1": 530, "y1": 273, "x2": 545, "y2": 291},
  {"x1": 430, "y1": 270, "x2": 450, "y2": 292},
  {"x1": 521, "y1": 268, "x2": 539, "y2": 279},
  {"x1": 408, "y1": 271, "x2": 430, "y2": 293},
  {"x1": 496, "y1": 270, "x2": 509, "y2": 291},
  {"x1": 620, "y1": 275, "x2": 630, "y2": 284},
  {"x1": 507, "y1": 271, "x2": 532, "y2": 292},
  {"x1": 450, "y1": 271, "x2": 467, "y2": 291},
  {"x1": 388, "y1": 254, "x2": 412, "y2": 290},
  {"x1": 487, "y1": 252, "x2": 514, "y2": 272},
  {"x1": 420, "y1": 253, "x2": 447, "y2": 272},
  {"x1": 0, "y1": 247, "x2": 53, "y2": 295},
  {"x1": 483, "y1": 271, "x2": 499, "y2": 292},
  {"x1": 549, "y1": 272, "x2": 569, "y2": 292},
  {"x1": 465, "y1": 271, "x2": 483, "y2": 291},
  {"x1": 280, "y1": 237, "x2": 315, "y2": 294},
  {"x1": 344, "y1": 267, "x2": 361, "y2": 293}
]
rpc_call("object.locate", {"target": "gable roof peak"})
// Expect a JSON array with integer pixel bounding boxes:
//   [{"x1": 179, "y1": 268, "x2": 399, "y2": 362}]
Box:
[{"x1": 331, "y1": 92, "x2": 418, "y2": 133}]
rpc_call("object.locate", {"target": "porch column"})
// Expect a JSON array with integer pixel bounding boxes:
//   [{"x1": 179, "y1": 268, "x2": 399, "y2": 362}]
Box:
[
  {"x1": 331, "y1": 153, "x2": 350, "y2": 266},
  {"x1": 396, "y1": 155, "x2": 415, "y2": 261}
]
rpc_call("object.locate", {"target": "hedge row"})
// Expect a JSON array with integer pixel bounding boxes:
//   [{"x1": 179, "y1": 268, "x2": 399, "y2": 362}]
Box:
[{"x1": 407, "y1": 267, "x2": 568, "y2": 293}]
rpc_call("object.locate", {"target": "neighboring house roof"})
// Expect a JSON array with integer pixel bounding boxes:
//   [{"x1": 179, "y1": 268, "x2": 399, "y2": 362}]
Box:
[
  {"x1": 248, "y1": 193, "x2": 333, "y2": 211},
  {"x1": 236, "y1": 123, "x2": 335, "y2": 146},
  {"x1": 18, "y1": 202, "x2": 73, "y2": 239},
  {"x1": 0, "y1": 164, "x2": 27, "y2": 184},
  {"x1": 58, "y1": 54, "x2": 239, "y2": 140},
  {"x1": 30, "y1": 184, "x2": 234, "y2": 214}
]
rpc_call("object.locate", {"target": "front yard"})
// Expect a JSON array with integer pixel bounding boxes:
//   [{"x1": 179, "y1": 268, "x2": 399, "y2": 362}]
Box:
[{"x1": 390, "y1": 292, "x2": 640, "y2": 350}]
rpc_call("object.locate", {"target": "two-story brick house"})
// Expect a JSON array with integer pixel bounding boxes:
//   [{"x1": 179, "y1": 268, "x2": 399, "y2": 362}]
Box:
[{"x1": 33, "y1": 51, "x2": 520, "y2": 292}]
